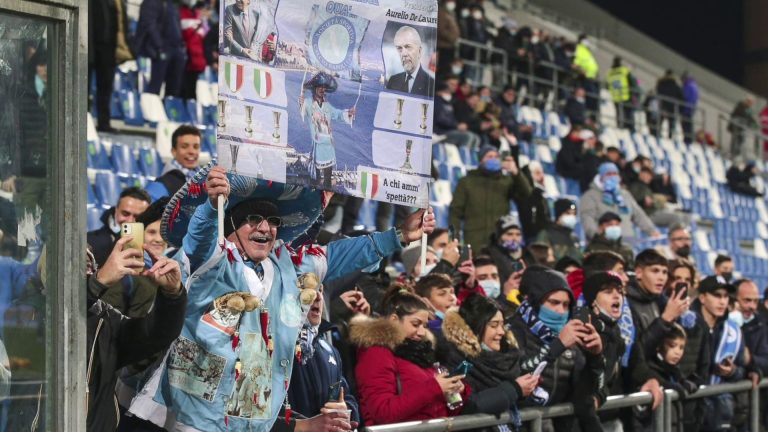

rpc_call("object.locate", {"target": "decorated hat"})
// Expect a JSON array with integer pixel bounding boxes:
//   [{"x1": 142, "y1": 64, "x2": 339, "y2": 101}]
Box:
[
  {"x1": 304, "y1": 72, "x2": 338, "y2": 92},
  {"x1": 161, "y1": 161, "x2": 324, "y2": 248}
]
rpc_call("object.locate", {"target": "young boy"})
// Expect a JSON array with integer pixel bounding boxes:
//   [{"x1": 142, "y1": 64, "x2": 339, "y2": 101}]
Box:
[{"x1": 414, "y1": 273, "x2": 458, "y2": 331}]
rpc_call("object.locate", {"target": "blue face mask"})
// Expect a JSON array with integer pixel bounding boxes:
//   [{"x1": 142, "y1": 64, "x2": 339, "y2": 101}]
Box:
[
  {"x1": 435, "y1": 310, "x2": 445, "y2": 321},
  {"x1": 483, "y1": 158, "x2": 502, "y2": 172},
  {"x1": 479, "y1": 280, "x2": 501, "y2": 298},
  {"x1": 605, "y1": 225, "x2": 622, "y2": 241},
  {"x1": 35, "y1": 74, "x2": 45, "y2": 97},
  {"x1": 480, "y1": 342, "x2": 495, "y2": 352},
  {"x1": 502, "y1": 239, "x2": 523, "y2": 252},
  {"x1": 538, "y1": 304, "x2": 569, "y2": 335},
  {"x1": 603, "y1": 175, "x2": 620, "y2": 192}
]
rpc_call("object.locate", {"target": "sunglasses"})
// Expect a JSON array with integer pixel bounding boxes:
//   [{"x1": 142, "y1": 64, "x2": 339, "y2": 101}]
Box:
[{"x1": 243, "y1": 214, "x2": 282, "y2": 228}]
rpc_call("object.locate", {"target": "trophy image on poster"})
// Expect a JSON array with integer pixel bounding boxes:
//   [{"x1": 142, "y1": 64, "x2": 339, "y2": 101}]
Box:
[
  {"x1": 419, "y1": 103, "x2": 428, "y2": 135},
  {"x1": 245, "y1": 105, "x2": 254, "y2": 137},
  {"x1": 229, "y1": 143, "x2": 241, "y2": 174},
  {"x1": 272, "y1": 111, "x2": 281, "y2": 143},
  {"x1": 393, "y1": 98, "x2": 404, "y2": 129},
  {"x1": 400, "y1": 139, "x2": 414, "y2": 172},
  {"x1": 217, "y1": 100, "x2": 227, "y2": 129}
]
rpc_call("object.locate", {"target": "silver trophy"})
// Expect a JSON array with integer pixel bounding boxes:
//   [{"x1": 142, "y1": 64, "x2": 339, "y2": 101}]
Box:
[
  {"x1": 245, "y1": 105, "x2": 254, "y2": 137},
  {"x1": 419, "y1": 103, "x2": 428, "y2": 134},
  {"x1": 229, "y1": 143, "x2": 241, "y2": 174},
  {"x1": 393, "y1": 98, "x2": 404, "y2": 129},
  {"x1": 272, "y1": 111, "x2": 281, "y2": 143},
  {"x1": 400, "y1": 139, "x2": 414, "y2": 172},
  {"x1": 217, "y1": 100, "x2": 227, "y2": 129}
]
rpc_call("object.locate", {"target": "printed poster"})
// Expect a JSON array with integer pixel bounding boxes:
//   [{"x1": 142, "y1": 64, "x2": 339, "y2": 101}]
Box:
[{"x1": 217, "y1": 0, "x2": 438, "y2": 208}]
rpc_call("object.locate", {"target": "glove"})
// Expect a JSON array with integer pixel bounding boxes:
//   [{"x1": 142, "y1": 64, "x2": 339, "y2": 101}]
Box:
[{"x1": 682, "y1": 379, "x2": 699, "y2": 395}]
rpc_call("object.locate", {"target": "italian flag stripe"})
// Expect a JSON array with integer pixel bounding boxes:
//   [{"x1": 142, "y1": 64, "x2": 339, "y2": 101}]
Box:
[
  {"x1": 360, "y1": 172, "x2": 378, "y2": 198},
  {"x1": 225, "y1": 62, "x2": 243, "y2": 91},
  {"x1": 254, "y1": 69, "x2": 272, "y2": 99}
]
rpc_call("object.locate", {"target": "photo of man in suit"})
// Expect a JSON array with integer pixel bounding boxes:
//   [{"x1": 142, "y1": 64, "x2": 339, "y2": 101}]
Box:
[
  {"x1": 223, "y1": 0, "x2": 277, "y2": 62},
  {"x1": 386, "y1": 26, "x2": 435, "y2": 98}
]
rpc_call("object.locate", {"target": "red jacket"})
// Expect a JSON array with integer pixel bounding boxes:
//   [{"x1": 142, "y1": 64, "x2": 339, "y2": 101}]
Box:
[
  {"x1": 179, "y1": 5, "x2": 207, "y2": 73},
  {"x1": 350, "y1": 316, "x2": 469, "y2": 426}
]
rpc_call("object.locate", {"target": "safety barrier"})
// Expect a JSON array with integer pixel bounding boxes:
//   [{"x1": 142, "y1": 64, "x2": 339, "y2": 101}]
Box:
[{"x1": 365, "y1": 378, "x2": 768, "y2": 432}]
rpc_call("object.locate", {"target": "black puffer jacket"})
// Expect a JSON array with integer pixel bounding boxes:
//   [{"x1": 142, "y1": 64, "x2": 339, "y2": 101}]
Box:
[
  {"x1": 86, "y1": 277, "x2": 186, "y2": 431},
  {"x1": 625, "y1": 281, "x2": 675, "y2": 359}
]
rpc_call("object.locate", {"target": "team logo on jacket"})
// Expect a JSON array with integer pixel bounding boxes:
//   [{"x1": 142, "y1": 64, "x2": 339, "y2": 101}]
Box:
[{"x1": 224, "y1": 61, "x2": 245, "y2": 93}]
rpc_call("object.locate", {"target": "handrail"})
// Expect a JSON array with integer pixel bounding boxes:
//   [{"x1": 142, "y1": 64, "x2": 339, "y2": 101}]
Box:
[{"x1": 365, "y1": 379, "x2": 768, "y2": 432}]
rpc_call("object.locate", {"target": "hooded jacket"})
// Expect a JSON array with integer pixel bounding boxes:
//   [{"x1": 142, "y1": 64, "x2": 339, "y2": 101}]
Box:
[
  {"x1": 350, "y1": 316, "x2": 469, "y2": 426},
  {"x1": 625, "y1": 281, "x2": 676, "y2": 361},
  {"x1": 87, "y1": 207, "x2": 119, "y2": 268},
  {"x1": 536, "y1": 223, "x2": 582, "y2": 263}
]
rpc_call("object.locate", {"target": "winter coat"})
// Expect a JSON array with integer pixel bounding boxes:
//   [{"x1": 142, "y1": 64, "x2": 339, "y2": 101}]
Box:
[
  {"x1": 742, "y1": 314, "x2": 768, "y2": 375},
  {"x1": 86, "y1": 277, "x2": 186, "y2": 431},
  {"x1": 555, "y1": 134, "x2": 586, "y2": 182},
  {"x1": 625, "y1": 282, "x2": 677, "y2": 361},
  {"x1": 350, "y1": 316, "x2": 469, "y2": 426},
  {"x1": 655, "y1": 76, "x2": 683, "y2": 115},
  {"x1": 133, "y1": 0, "x2": 185, "y2": 59},
  {"x1": 483, "y1": 242, "x2": 523, "y2": 286},
  {"x1": 495, "y1": 97, "x2": 523, "y2": 138},
  {"x1": 535, "y1": 224, "x2": 582, "y2": 263},
  {"x1": 681, "y1": 78, "x2": 699, "y2": 117},
  {"x1": 563, "y1": 96, "x2": 586, "y2": 127},
  {"x1": 579, "y1": 183, "x2": 656, "y2": 240},
  {"x1": 592, "y1": 311, "x2": 625, "y2": 422},
  {"x1": 517, "y1": 184, "x2": 550, "y2": 243},
  {"x1": 585, "y1": 233, "x2": 634, "y2": 269},
  {"x1": 628, "y1": 181, "x2": 655, "y2": 214},
  {"x1": 287, "y1": 321, "x2": 359, "y2": 422},
  {"x1": 437, "y1": 6, "x2": 460, "y2": 49},
  {"x1": 434, "y1": 96, "x2": 459, "y2": 134},
  {"x1": 180, "y1": 5, "x2": 207, "y2": 73},
  {"x1": 449, "y1": 168, "x2": 533, "y2": 250},
  {"x1": 87, "y1": 208, "x2": 119, "y2": 268}
]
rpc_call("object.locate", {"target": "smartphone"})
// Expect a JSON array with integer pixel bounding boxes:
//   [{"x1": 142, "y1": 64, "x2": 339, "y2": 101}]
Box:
[
  {"x1": 674, "y1": 282, "x2": 688, "y2": 298},
  {"x1": 573, "y1": 306, "x2": 590, "y2": 324},
  {"x1": 500, "y1": 150, "x2": 510, "y2": 159},
  {"x1": 532, "y1": 361, "x2": 548, "y2": 377},
  {"x1": 510, "y1": 259, "x2": 525, "y2": 274},
  {"x1": 720, "y1": 356, "x2": 734, "y2": 366},
  {"x1": 448, "y1": 224, "x2": 456, "y2": 242},
  {"x1": 459, "y1": 244, "x2": 472, "y2": 263},
  {"x1": 328, "y1": 380, "x2": 342, "y2": 401},
  {"x1": 121, "y1": 223, "x2": 144, "y2": 252},
  {"x1": 448, "y1": 360, "x2": 473, "y2": 377}
]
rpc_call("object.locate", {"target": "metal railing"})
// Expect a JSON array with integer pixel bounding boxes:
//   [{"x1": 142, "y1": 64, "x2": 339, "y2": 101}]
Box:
[
  {"x1": 366, "y1": 378, "x2": 768, "y2": 432},
  {"x1": 716, "y1": 113, "x2": 768, "y2": 162}
]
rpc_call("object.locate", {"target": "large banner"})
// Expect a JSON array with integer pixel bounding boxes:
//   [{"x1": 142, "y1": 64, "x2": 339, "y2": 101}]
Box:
[{"x1": 217, "y1": 0, "x2": 437, "y2": 208}]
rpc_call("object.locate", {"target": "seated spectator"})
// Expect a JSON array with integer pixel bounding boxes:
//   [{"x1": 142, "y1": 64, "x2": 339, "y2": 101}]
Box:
[
  {"x1": 414, "y1": 273, "x2": 457, "y2": 332},
  {"x1": 506, "y1": 266, "x2": 604, "y2": 431},
  {"x1": 453, "y1": 92, "x2": 494, "y2": 139},
  {"x1": 657, "y1": 224, "x2": 694, "y2": 263},
  {"x1": 473, "y1": 255, "x2": 501, "y2": 301},
  {"x1": 441, "y1": 294, "x2": 538, "y2": 419},
  {"x1": 693, "y1": 277, "x2": 746, "y2": 431},
  {"x1": 433, "y1": 79, "x2": 481, "y2": 148},
  {"x1": 517, "y1": 161, "x2": 551, "y2": 243},
  {"x1": 351, "y1": 285, "x2": 469, "y2": 425},
  {"x1": 556, "y1": 127, "x2": 595, "y2": 187},
  {"x1": 288, "y1": 283, "x2": 359, "y2": 424},
  {"x1": 87, "y1": 187, "x2": 151, "y2": 267},
  {"x1": 526, "y1": 242, "x2": 555, "y2": 267},
  {"x1": 86, "y1": 239, "x2": 187, "y2": 431},
  {"x1": 449, "y1": 146, "x2": 532, "y2": 250},
  {"x1": 585, "y1": 212, "x2": 635, "y2": 268},
  {"x1": 580, "y1": 162, "x2": 660, "y2": 244},
  {"x1": 482, "y1": 216, "x2": 525, "y2": 284},
  {"x1": 714, "y1": 254, "x2": 735, "y2": 283},
  {"x1": 726, "y1": 160, "x2": 763, "y2": 197},
  {"x1": 579, "y1": 137, "x2": 606, "y2": 193},
  {"x1": 734, "y1": 279, "x2": 768, "y2": 376},
  {"x1": 495, "y1": 85, "x2": 533, "y2": 142},
  {"x1": 563, "y1": 87, "x2": 587, "y2": 128},
  {"x1": 628, "y1": 167, "x2": 683, "y2": 227},
  {"x1": 535, "y1": 198, "x2": 582, "y2": 262}
]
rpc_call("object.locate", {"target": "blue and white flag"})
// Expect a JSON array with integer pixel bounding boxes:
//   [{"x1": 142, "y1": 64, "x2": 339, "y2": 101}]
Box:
[{"x1": 304, "y1": 4, "x2": 369, "y2": 81}]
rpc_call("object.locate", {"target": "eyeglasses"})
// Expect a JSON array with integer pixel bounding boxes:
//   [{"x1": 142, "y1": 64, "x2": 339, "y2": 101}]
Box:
[{"x1": 244, "y1": 214, "x2": 282, "y2": 228}]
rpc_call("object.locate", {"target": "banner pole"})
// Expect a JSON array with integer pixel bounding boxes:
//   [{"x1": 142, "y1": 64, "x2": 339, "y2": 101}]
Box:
[
  {"x1": 218, "y1": 195, "x2": 225, "y2": 245},
  {"x1": 419, "y1": 184, "x2": 429, "y2": 276}
]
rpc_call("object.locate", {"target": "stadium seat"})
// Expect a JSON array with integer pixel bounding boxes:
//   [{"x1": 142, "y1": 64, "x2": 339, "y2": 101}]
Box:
[
  {"x1": 87, "y1": 182, "x2": 99, "y2": 209},
  {"x1": 140, "y1": 92, "x2": 169, "y2": 125},
  {"x1": 164, "y1": 96, "x2": 192, "y2": 123},
  {"x1": 201, "y1": 126, "x2": 217, "y2": 157},
  {"x1": 87, "y1": 140, "x2": 112, "y2": 170},
  {"x1": 119, "y1": 90, "x2": 145, "y2": 126},
  {"x1": 94, "y1": 171, "x2": 121, "y2": 209},
  {"x1": 87, "y1": 206, "x2": 103, "y2": 231},
  {"x1": 110, "y1": 143, "x2": 140, "y2": 178},
  {"x1": 138, "y1": 147, "x2": 164, "y2": 179}
]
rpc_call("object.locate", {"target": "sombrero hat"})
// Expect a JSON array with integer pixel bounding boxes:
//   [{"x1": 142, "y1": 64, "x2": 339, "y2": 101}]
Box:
[
  {"x1": 161, "y1": 161, "x2": 324, "y2": 248},
  {"x1": 303, "y1": 72, "x2": 338, "y2": 93}
]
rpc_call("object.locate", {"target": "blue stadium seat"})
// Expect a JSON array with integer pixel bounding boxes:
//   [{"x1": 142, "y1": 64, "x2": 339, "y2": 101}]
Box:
[
  {"x1": 203, "y1": 105, "x2": 218, "y2": 127},
  {"x1": 564, "y1": 178, "x2": 581, "y2": 196},
  {"x1": 164, "y1": 96, "x2": 192, "y2": 123},
  {"x1": 87, "y1": 182, "x2": 99, "y2": 209},
  {"x1": 432, "y1": 144, "x2": 447, "y2": 163},
  {"x1": 110, "y1": 143, "x2": 140, "y2": 178},
  {"x1": 87, "y1": 140, "x2": 112, "y2": 170},
  {"x1": 119, "y1": 90, "x2": 145, "y2": 126},
  {"x1": 94, "y1": 171, "x2": 121, "y2": 209},
  {"x1": 437, "y1": 163, "x2": 450, "y2": 182},
  {"x1": 138, "y1": 147, "x2": 163, "y2": 179},
  {"x1": 201, "y1": 127, "x2": 217, "y2": 156},
  {"x1": 87, "y1": 206, "x2": 103, "y2": 231},
  {"x1": 431, "y1": 204, "x2": 449, "y2": 227},
  {"x1": 187, "y1": 99, "x2": 202, "y2": 125}
]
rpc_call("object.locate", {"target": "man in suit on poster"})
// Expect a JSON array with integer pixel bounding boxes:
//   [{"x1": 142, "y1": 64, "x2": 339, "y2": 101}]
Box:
[
  {"x1": 386, "y1": 25, "x2": 435, "y2": 98},
  {"x1": 223, "y1": 0, "x2": 277, "y2": 62}
]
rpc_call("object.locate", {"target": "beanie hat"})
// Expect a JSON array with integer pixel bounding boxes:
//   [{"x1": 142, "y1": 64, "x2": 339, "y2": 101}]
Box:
[
  {"x1": 477, "y1": 145, "x2": 498, "y2": 162},
  {"x1": 582, "y1": 271, "x2": 623, "y2": 306},
  {"x1": 224, "y1": 199, "x2": 279, "y2": 238},
  {"x1": 598, "y1": 211, "x2": 622, "y2": 225},
  {"x1": 554, "y1": 199, "x2": 576, "y2": 221},
  {"x1": 520, "y1": 265, "x2": 574, "y2": 308},
  {"x1": 401, "y1": 244, "x2": 436, "y2": 275},
  {"x1": 555, "y1": 256, "x2": 581, "y2": 274},
  {"x1": 494, "y1": 214, "x2": 520, "y2": 240},
  {"x1": 598, "y1": 162, "x2": 619, "y2": 178},
  {"x1": 459, "y1": 294, "x2": 502, "y2": 340}
]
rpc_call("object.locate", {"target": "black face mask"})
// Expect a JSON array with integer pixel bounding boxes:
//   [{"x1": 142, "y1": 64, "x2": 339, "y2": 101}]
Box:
[
  {"x1": 676, "y1": 245, "x2": 691, "y2": 258},
  {"x1": 721, "y1": 272, "x2": 733, "y2": 282}
]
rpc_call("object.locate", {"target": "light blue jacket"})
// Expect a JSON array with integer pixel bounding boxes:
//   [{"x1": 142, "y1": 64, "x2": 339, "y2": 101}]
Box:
[{"x1": 148, "y1": 200, "x2": 402, "y2": 431}]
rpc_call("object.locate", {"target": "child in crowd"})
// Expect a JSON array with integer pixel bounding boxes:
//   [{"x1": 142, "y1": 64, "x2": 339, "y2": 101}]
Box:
[{"x1": 414, "y1": 274, "x2": 458, "y2": 333}]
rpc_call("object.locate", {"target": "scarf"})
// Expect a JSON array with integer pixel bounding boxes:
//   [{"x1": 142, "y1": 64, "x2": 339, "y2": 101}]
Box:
[
  {"x1": 517, "y1": 300, "x2": 555, "y2": 345},
  {"x1": 163, "y1": 159, "x2": 198, "y2": 179},
  {"x1": 594, "y1": 176, "x2": 626, "y2": 209},
  {"x1": 297, "y1": 323, "x2": 317, "y2": 365},
  {"x1": 618, "y1": 297, "x2": 636, "y2": 367},
  {"x1": 393, "y1": 338, "x2": 436, "y2": 369},
  {"x1": 710, "y1": 319, "x2": 742, "y2": 385}
]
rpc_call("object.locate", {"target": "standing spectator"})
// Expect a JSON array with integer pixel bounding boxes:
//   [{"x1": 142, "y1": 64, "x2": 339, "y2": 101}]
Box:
[
  {"x1": 572, "y1": 34, "x2": 599, "y2": 114},
  {"x1": 449, "y1": 146, "x2": 532, "y2": 250},
  {"x1": 556, "y1": 127, "x2": 596, "y2": 189},
  {"x1": 585, "y1": 211, "x2": 635, "y2": 268},
  {"x1": 580, "y1": 162, "x2": 660, "y2": 243},
  {"x1": 179, "y1": 1, "x2": 210, "y2": 99},
  {"x1": 726, "y1": 160, "x2": 763, "y2": 197},
  {"x1": 734, "y1": 279, "x2": 768, "y2": 376},
  {"x1": 87, "y1": 187, "x2": 151, "y2": 267},
  {"x1": 536, "y1": 198, "x2": 582, "y2": 262},
  {"x1": 644, "y1": 90, "x2": 661, "y2": 137},
  {"x1": 482, "y1": 216, "x2": 525, "y2": 285},
  {"x1": 531, "y1": 30, "x2": 556, "y2": 109},
  {"x1": 517, "y1": 161, "x2": 550, "y2": 243},
  {"x1": 88, "y1": 0, "x2": 132, "y2": 132},
  {"x1": 437, "y1": 0, "x2": 460, "y2": 75},
  {"x1": 459, "y1": 5, "x2": 489, "y2": 82},
  {"x1": 563, "y1": 87, "x2": 587, "y2": 128},
  {"x1": 728, "y1": 96, "x2": 759, "y2": 159},
  {"x1": 145, "y1": 124, "x2": 202, "y2": 201},
  {"x1": 134, "y1": 0, "x2": 186, "y2": 97},
  {"x1": 656, "y1": 70, "x2": 684, "y2": 138},
  {"x1": 606, "y1": 56, "x2": 634, "y2": 131},
  {"x1": 681, "y1": 72, "x2": 699, "y2": 144},
  {"x1": 713, "y1": 254, "x2": 735, "y2": 283},
  {"x1": 434, "y1": 80, "x2": 481, "y2": 148}
]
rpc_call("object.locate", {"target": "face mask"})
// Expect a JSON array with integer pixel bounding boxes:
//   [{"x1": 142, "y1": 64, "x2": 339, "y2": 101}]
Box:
[
  {"x1": 575, "y1": 96, "x2": 585, "y2": 103},
  {"x1": 501, "y1": 239, "x2": 522, "y2": 252},
  {"x1": 480, "y1": 342, "x2": 494, "y2": 352},
  {"x1": 472, "y1": 11, "x2": 483, "y2": 20},
  {"x1": 560, "y1": 214, "x2": 578, "y2": 229},
  {"x1": 451, "y1": 65, "x2": 463, "y2": 75},
  {"x1": 676, "y1": 245, "x2": 691, "y2": 258},
  {"x1": 744, "y1": 313, "x2": 755, "y2": 324},
  {"x1": 721, "y1": 272, "x2": 733, "y2": 282},
  {"x1": 421, "y1": 263, "x2": 436, "y2": 276},
  {"x1": 483, "y1": 158, "x2": 502, "y2": 172},
  {"x1": 445, "y1": 1, "x2": 456, "y2": 11},
  {"x1": 435, "y1": 310, "x2": 445, "y2": 320},
  {"x1": 603, "y1": 176, "x2": 620, "y2": 192},
  {"x1": 531, "y1": 36, "x2": 540, "y2": 44},
  {"x1": 538, "y1": 305, "x2": 568, "y2": 335},
  {"x1": 460, "y1": 8, "x2": 470, "y2": 18},
  {"x1": 728, "y1": 310, "x2": 744, "y2": 327},
  {"x1": 605, "y1": 225, "x2": 622, "y2": 241},
  {"x1": 35, "y1": 74, "x2": 45, "y2": 97},
  {"x1": 434, "y1": 249, "x2": 444, "y2": 260},
  {"x1": 479, "y1": 279, "x2": 501, "y2": 298},
  {"x1": 441, "y1": 93, "x2": 453, "y2": 103},
  {"x1": 480, "y1": 95, "x2": 492, "y2": 103}
]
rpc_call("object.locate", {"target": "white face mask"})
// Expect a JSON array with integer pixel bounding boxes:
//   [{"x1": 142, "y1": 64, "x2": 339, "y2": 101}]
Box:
[
  {"x1": 472, "y1": 11, "x2": 483, "y2": 20},
  {"x1": 441, "y1": 93, "x2": 453, "y2": 102},
  {"x1": 728, "y1": 310, "x2": 744, "y2": 327},
  {"x1": 451, "y1": 65, "x2": 463, "y2": 75},
  {"x1": 445, "y1": 1, "x2": 456, "y2": 11},
  {"x1": 460, "y1": 8, "x2": 470, "y2": 18},
  {"x1": 605, "y1": 225, "x2": 622, "y2": 241},
  {"x1": 479, "y1": 279, "x2": 501, "y2": 298},
  {"x1": 560, "y1": 214, "x2": 578, "y2": 229},
  {"x1": 420, "y1": 263, "x2": 437, "y2": 278},
  {"x1": 531, "y1": 36, "x2": 540, "y2": 44}
]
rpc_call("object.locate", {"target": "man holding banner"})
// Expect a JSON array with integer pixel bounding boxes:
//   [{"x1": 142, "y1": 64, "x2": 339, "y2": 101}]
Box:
[
  {"x1": 299, "y1": 72, "x2": 356, "y2": 189},
  {"x1": 127, "y1": 163, "x2": 435, "y2": 431}
]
